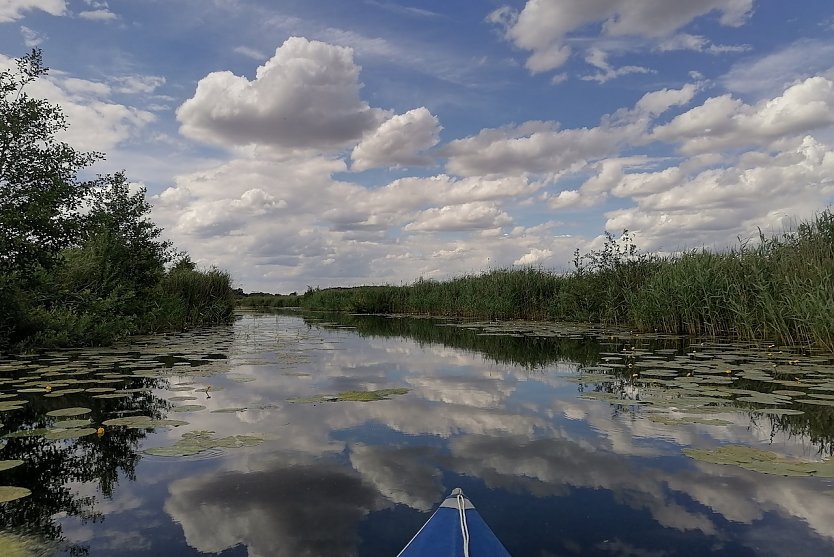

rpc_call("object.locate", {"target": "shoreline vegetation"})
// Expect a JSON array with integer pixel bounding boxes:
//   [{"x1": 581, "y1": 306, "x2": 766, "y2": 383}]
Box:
[
  {"x1": 1, "y1": 50, "x2": 234, "y2": 351},
  {"x1": 239, "y1": 209, "x2": 834, "y2": 352}
]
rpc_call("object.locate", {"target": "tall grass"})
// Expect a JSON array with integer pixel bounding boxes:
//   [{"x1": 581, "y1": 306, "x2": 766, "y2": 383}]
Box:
[
  {"x1": 5, "y1": 264, "x2": 236, "y2": 350},
  {"x1": 294, "y1": 209, "x2": 834, "y2": 351},
  {"x1": 148, "y1": 267, "x2": 236, "y2": 332}
]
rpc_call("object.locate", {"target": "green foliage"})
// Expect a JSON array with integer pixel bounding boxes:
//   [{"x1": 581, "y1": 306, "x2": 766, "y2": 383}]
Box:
[
  {"x1": 150, "y1": 267, "x2": 235, "y2": 331},
  {"x1": 297, "y1": 211, "x2": 834, "y2": 351},
  {"x1": 0, "y1": 49, "x2": 101, "y2": 276},
  {"x1": 237, "y1": 292, "x2": 302, "y2": 308},
  {"x1": 0, "y1": 49, "x2": 235, "y2": 350}
]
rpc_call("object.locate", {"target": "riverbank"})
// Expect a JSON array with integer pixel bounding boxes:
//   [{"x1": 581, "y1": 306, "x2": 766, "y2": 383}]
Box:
[
  {"x1": 1, "y1": 265, "x2": 236, "y2": 351},
  {"x1": 240, "y1": 209, "x2": 834, "y2": 351}
]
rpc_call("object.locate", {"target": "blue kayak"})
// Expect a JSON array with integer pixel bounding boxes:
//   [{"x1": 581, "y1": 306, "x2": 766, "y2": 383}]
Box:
[{"x1": 397, "y1": 488, "x2": 512, "y2": 557}]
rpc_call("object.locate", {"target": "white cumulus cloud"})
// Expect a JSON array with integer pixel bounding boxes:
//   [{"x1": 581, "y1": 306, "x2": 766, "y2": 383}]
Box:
[
  {"x1": 177, "y1": 36, "x2": 388, "y2": 151},
  {"x1": 0, "y1": 0, "x2": 65, "y2": 22},
  {"x1": 351, "y1": 107, "x2": 441, "y2": 171},
  {"x1": 654, "y1": 76, "x2": 834, "y2": 154},
  {"x1": 489, "y1": 0, "x2": 753, "y2": 74}
]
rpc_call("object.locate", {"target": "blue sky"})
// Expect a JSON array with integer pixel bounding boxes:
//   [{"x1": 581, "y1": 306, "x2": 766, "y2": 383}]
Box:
[{"x1": 2, "y1": 0, "x2": 834, "y2": 292}]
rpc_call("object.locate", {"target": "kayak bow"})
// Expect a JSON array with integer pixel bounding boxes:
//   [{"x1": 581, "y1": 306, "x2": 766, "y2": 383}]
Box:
[{"x1": 397, "y1": 488, "x2": 511, "y2": 557}]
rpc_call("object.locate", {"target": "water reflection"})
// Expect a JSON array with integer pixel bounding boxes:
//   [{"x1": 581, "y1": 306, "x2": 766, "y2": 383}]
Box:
[{"x1": 1, "y1": 311, "x2": 834, "y2": 556}]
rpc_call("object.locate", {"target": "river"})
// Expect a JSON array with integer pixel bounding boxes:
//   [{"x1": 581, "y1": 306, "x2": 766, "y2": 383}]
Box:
[{"x1": 1, "y1": 310, "x2": 833, "y2": 556}]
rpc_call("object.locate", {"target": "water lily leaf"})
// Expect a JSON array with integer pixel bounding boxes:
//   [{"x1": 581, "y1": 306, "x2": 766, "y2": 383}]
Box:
[
  {"x1": 0, "y1": 460, "x2": 23, "y2": 472},
  {"x1": 0, "y1": 401, "x2": 27, "y2": 412},
  {"x1": 0, "y1": 486, "x2": 31, "y2": 503},
  {"x1": 796, "y1": 398, "x2": 834, "y2": 407},
  {"x1": 52, "y1": 419, "x2": 91, "y2": 429},
  {"x1": 44, "y1": 428, "x2": 97, "y2": 440},
  {"x1": 683, "y1": 445, "x2": 834, "y2": 477},
  {"x1": 143, "y1": 431, "x2": 263, "y2": 457},
  {"x1": 290, "y1": 388, "x2": 409, "y2": 403},
  {"x1": 0, "y1": 531, "x2": 45, "y2": 557},
  {"x1": 170, "y1": 404, "x2": 206, "y2": 412},
  {"x1": 3, "y1": 429, "x2": 49, "y2": 438},
  {"x1": 102, "y1": 416, "x2": 188, "y2": 428},
  {"x1": 44, "y1": 388, "x2": 85, "y2": 397},
  {"x1": 45, "y1": 407, "x2": 91, "y2": 417},
  {"x1": 648, "y1": 416, "x2": 732, "y2": 426},
  {"x1": 757, "y1": 408, "x2": 805, "y2": 416}
]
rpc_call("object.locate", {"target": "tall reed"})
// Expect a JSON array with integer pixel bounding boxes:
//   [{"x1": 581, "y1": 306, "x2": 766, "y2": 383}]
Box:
[{"x1": 289, "y1": 209, "x2": 834, "y2": 351}]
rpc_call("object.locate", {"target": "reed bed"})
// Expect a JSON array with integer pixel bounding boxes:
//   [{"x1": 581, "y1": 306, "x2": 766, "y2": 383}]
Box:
[{"x1": 291, "y1": 210, "x2": 834, "y2": 351}]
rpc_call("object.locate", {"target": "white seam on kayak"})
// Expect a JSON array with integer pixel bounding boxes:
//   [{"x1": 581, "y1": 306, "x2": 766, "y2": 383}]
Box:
[{"x1": 457, "y1": 492, "x2": 470, "y2": 557}]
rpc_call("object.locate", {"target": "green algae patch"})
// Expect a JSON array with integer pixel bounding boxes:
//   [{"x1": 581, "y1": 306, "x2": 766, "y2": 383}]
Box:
[
  {"x1": 290, "y1": 388, "x2": 409, "y2": 404},
  {"x1": 143, "y1": 430, "x2": 263, "y2": 457},
  {"x1": 0, "y1": 486, "x2": 31, "y2": 503},
  {"x1": 45, "y1": 407, "x2": 90, "y2": 418},
  {"x1": 683, "y1": 445, "x2": 834, "y2": 477},
  {"x1": 0, "y1": 460, "x2": 23, "y2": 472}
]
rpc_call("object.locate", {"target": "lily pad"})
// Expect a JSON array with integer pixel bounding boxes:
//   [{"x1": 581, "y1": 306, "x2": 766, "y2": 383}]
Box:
[
  {"x1": 0, "y1": 460, "x2": 24, "y2": 472},
  {"x1": 143, "y1": 430, "x2": 263, "y2": 457},
  {"x1": 45, "y1": 407, "x2": 91, "y2": 418},
  {"x1": 683, "y1": 445, "x2": 834, "y2": 477},
  {"x1": 44, "y1": 428, "x2": 97, "y2": 440},
  {"x1": 796, "y1": 398, "x2": 834, "y2": 407},
  {"x1": 0, "y1": 401, "x2": 27, "y2": 413},
  {"x1": 52, "y1": 419, "x2": 91, "y2": 429},
  {"x1": 0, "y1": 486, "x2": 31, "y2": 503},
  {"x1": 3, "y1": 429, "x2": 49, "y2": 438},
  {"x1": 102, "y1": 416, "x2": 188, "y2": 429},
  {"x1": 170, "y1": 404, "x2": 206, "y2": 412},
  {"x1": 648, "y1": 416, "x2": 733, "y2": 426},
  {"x1": 756, "y1": 408, "x2": 805, "y2": 416},
  {"x1": 44, "y1": 388, "x2": 87, "y2": 397},
  {"x1": 0, "y1": 531, "x2": 44, "y2": 557}
]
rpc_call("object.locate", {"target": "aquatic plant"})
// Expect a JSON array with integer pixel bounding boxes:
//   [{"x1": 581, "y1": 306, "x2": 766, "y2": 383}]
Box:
[{"x1": 293, "y1": 209, "x2": 834, "y2": 351}]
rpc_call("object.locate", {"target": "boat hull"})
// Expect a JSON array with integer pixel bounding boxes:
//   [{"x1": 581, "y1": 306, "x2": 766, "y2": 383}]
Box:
[{"x1": 397, "y1": 489, "x2": 511, "y2": 557}]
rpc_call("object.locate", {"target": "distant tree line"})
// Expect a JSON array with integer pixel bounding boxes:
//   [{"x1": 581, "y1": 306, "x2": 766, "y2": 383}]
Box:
[{"x1": 0, "y1": 49, "x2": 235, "y2": 350}]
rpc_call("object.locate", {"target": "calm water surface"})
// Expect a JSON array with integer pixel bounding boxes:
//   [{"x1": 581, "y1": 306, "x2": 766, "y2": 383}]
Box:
[{"x1": 1, "y1": 310, "x2": 834, "y2": 556}]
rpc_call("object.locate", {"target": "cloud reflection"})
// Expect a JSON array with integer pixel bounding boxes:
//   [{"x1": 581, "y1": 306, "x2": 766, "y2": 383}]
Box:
[{"x1": 166, "y1": 463, "x2": 385, "y2": 557}]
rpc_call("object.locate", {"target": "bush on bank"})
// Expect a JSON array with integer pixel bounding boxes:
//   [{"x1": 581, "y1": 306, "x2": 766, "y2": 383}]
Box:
[{"x1": 0, "y1": 50, "x2": 234, "y2": 351}]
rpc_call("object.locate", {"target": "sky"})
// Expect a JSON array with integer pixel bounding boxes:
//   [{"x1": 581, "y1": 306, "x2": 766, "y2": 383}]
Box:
[{"x1": 1, "y1": 0, "x2": 834, "y2": 293}]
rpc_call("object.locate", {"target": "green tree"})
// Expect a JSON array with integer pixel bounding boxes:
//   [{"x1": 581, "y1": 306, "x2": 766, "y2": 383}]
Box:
[
  {"x1": 0, "y1": 48, "x2": 102, "y2": 277},
  {"x1": 0, "y1": 48, "x2": 235, "y2": 349}
]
